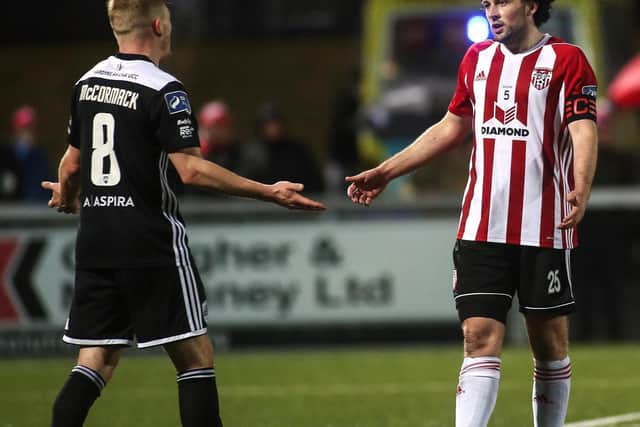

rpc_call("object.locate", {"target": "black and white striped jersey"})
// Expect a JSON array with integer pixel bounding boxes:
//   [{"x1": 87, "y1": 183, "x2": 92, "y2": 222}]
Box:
[{"x1": 68, "y1": 53, "x2": 200, "y2": 268}]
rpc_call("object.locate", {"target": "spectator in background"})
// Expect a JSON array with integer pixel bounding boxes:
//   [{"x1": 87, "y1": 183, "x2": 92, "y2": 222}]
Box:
[
  {"x1": 0, "y1": 143, "x2": 21, "y2": 201},
  {"x1": 9, "y1": 105, "x2": 53, "y2": 202},
  {"x1": 198, "y1": 100, "x2": 243, "y2": 171},
  {"x1": 244, "y1": 102, "x2": 325, "y2": 194},
  {"x1": 181, "y1": 100, "x2": 245, "y2": 198}
]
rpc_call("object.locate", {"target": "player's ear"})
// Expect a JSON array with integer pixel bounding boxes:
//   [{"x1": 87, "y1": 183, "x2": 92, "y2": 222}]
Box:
[
  {"x1": 151, "y1": 18, "x2": 163, "y2": 37},
  {"x1": 525, "y1": 0, "x2": 539, "y2": 17}
]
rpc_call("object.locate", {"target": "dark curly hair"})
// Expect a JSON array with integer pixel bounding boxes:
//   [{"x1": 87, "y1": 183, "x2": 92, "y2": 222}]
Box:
[{"x1": 529, "y1": 0, "x2": 554, "y2": 27}]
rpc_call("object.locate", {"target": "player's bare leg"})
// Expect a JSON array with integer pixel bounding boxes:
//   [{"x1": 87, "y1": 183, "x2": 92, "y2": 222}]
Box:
[
  {"x1": 526, "y1": 314, "x2": 571, "y2": 427},
  {"x1": 456, "y1": 317, "x2": 505, "y2": 427},
  {"x1": 51, "y1": 346, "x2": 121, "y2": 427},
  {"x1": 76, "y1": 346, "x2": 122, "y2": 381},
  {"x1": 164, "y1": 334, "x2": 223, "y2": 427}
]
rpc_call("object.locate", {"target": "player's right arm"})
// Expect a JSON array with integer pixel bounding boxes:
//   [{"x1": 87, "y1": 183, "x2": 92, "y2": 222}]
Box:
[
  {"x1": 42, "y1": 88, "x2": 81, "y2": 214},
  {"x1": 347, "y1": 42, "x2": 480, "y2": 206},
  {"x1": 58, "y1": 145, "x2": 82, "y2": 213},
  {"x1": 168, "y1": 147, "x2": 325, "y2": 211},
  {"x1": 346, "y1": 112, "x2": 471, "y2": 206},
  {"x1": 42, "y1": 145, "x2": 81, "y2": 214}
]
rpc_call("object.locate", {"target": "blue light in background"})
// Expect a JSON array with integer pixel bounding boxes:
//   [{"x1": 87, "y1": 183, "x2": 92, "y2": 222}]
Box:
[{"x1": 466, "y1": 15, "x2": 489, "y2": 43}]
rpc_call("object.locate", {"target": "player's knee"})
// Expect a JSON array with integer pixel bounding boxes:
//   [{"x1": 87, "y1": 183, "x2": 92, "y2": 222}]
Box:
[
  {"x1": 462, "y1": 320, "x2": 504, "y2": 356},
  {"x1": 527, "y1": 315, "x2": 569, "y2": 360},
  {"x1": 530, "y1": 334, "x2": 568, "y2": 360},
  {"x1": 165, "y1": 334, "x2": 214, "y2": 372}
]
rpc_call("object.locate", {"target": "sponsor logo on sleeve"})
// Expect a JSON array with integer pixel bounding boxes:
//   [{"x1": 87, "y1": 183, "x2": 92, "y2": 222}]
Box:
[
  {"x1": 179, "y1": 125, "x2": 195, "y2": 139},
  {"x1": 164, "y1": 91, "x2": 192, "y2": 115},
  {"x1": 582, "y1": 85, "x2": 597, "y2": 97}
]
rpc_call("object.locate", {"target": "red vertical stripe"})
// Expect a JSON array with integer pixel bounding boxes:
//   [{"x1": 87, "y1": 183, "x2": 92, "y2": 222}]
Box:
[
  {"x1": 476, "y1": 138, "x2": 495, "y2": 241},
  {"x1": 515, "y1": 50, "x2": 542, "y2": 126},
  {"x1": 458, "y1": 139, "x2": 477, "y2": 239},
  {"x1": 539, "y1": 63, "x2": 562, "y2": 247},
  {"x1": 506, "y1": 141, "x2": 527, "y2": 244},
  {"x1": 0, "y1": 239, "x2": 20, "y2": 321},
  {"x1": 475, "y1": 47, "x2": 504, "y2": 241},
  {"x1": 483, "y1": 49, "x2": 505, "y2": 123}
]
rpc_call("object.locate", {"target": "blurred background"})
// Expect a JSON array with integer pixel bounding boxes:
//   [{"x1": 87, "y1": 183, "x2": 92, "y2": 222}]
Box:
[{"x1": 1, "y1": 0, "x2": 639, "y2": 356}]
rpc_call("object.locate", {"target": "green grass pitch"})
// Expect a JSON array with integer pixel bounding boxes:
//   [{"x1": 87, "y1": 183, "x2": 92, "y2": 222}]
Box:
[{"x1": 1, "y1": 344, "x2": 639, "y2": 426}]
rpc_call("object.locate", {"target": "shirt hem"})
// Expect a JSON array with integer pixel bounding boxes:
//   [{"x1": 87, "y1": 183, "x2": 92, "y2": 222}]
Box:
[{"x1": 456, "y1": 234, "x2": 579, "y2": 250}]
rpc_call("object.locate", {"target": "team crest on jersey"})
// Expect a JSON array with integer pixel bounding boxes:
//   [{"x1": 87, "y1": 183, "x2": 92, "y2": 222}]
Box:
[
  {"x1": 531, "y1": 68, "x2": 552, "y2": 90},
  {"x1": 582, "y1": 85, "x2": 597, "y2": 97},
  {"x1": 164, "y1": 91, "x2": 192, "y2": 115}
]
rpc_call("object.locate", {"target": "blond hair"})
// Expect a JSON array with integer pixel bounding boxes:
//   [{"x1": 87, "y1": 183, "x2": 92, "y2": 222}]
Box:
[{"x1": 106, "y1": 0, "x2": 166, "y2": 36}]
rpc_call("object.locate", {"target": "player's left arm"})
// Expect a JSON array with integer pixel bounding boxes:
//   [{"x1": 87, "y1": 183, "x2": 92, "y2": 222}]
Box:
[
  {"x1": 558, "y1": 119, "x2": 598, "y2": 229},
  {"x1": 169, "y1": 147, "x2": 325, "y2": 210}
]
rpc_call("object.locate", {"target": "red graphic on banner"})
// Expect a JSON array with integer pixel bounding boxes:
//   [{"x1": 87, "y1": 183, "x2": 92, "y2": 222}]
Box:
[{"x1": 0, "y1": 239, "x2": 20, "y2": 321}]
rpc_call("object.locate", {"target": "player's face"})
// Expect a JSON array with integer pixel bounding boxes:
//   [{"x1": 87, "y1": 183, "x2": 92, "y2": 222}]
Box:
[{"x1": 481, "y1": 0, "x2": 535, "y2": 45}]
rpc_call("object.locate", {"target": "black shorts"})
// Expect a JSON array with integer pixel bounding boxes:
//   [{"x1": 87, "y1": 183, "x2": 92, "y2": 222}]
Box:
[
  {"x1": 63, "y1": 264, "x2": 208, "y2": 349},
  {"x1": 452, "y1": 239, "x2": 575, "y2": 323}
]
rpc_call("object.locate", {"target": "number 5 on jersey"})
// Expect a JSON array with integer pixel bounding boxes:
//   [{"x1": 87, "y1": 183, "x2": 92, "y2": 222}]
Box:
[{"x1": 91, "y1": 112, "x2": 121, "y2": 186}]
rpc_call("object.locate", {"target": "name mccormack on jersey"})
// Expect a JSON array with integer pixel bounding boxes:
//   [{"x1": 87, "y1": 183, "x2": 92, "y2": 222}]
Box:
[
  {"x1": 83, "y1": 195, "x2": 135, "y2": 208},
  {"x1": 79, "y1": 84, "x2": 139, "y2": 110}
]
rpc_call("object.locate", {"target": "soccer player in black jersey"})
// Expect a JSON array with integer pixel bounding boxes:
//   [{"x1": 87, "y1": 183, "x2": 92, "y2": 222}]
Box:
[{"x1": 42, "y1": 1, "x2": 325, "y2": 426}]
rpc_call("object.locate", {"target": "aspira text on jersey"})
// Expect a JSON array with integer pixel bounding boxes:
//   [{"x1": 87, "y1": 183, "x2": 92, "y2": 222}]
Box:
[
  {"x1": 83, "y1": 195, "x2": 135, "y2": 208},
  {"x1": 78, "y1": 84, "x2": 139, "y2": 110}
]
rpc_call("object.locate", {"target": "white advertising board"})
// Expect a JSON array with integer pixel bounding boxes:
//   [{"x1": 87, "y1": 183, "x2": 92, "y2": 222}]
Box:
[{"x1": 0, "y1": 218, "x2": 460, "y2": 327}]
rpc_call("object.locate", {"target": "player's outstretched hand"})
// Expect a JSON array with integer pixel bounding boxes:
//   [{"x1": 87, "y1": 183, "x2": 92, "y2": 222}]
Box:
[
  {"x1": 41, "y1": 181, "x2": 80, "y2": 214},
  {"x1": 345, "y1": 167, "x2": 388, "y2": 206},
  {"x1": 558, "y1": 190, "x2": 586, "y2": 229},
  {"x1": 269, "y1": 181, "x2": 326, "y2": 211}
]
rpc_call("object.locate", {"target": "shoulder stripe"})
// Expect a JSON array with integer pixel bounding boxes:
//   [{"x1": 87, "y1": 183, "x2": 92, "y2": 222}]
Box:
[{"x1": 76, "y1": 56, "x2": 180, "y2": 91}]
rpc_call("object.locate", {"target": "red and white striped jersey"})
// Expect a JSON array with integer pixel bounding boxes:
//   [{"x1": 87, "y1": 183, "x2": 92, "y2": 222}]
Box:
[{"x1": 448, "y1": 34, "x2": 597, "y2": 249}]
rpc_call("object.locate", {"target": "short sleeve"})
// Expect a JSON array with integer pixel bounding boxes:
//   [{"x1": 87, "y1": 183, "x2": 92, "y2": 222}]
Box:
[
  {"x1": 154, "y1": 81, "x2": 200, "y2": 152},
  {"x1": 67, "y1": 86, "x2": 80, "y2": 148},
  {"x1": 448, "y1": 46, "x2": 476, "y2": 117},
  {"x1": 563, "y1": 48, "x2": 597, "y2": 124}
]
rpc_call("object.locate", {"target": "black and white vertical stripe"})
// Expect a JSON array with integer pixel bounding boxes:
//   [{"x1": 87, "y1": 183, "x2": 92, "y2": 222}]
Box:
[
  {"x1": 72, "y1": 365, "x2": 106, "y2": 392},
  {"x1": 177, "y1": 368, "x2": 216, "y2": 382},
  {"x1": 159, "y1": 151, "x2": 204, "y2": 332},
  {"x1": 565, "y1": 249, "x2": 574, "y2": 299}
]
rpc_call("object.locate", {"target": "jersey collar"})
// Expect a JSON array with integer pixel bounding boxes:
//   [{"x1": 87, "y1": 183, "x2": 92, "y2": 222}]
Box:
[
  {"x1": 114, "y1": 53, "x2": 154, "y2": 63},
  {"x1": 499, "y1": 33, "x2": 551, "y2": 56}
]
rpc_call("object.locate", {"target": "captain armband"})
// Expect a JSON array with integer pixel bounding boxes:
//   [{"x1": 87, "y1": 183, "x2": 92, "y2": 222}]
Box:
[{"x1": 565, "y1": 94, "x2": 596, "y2": 124}]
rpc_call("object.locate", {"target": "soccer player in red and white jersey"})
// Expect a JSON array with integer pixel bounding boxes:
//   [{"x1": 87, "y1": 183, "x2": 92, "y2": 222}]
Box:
[{"x1": 346, "y1": 1, "x2": 597, "y2": 425}]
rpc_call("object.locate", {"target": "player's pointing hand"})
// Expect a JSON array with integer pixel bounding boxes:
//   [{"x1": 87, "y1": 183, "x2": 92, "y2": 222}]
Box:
[
  {"x1": 41, "y1": 181, "x2": 61, "y2": 209},
  {"x1": 269, "y1": 181, "x2": 326, "y2": 211},
  {"x1": 41, "y1": 181, "x2": 80, "y2": 214},
  {"x1": 345, "y1": 167, "x2": 388, "y2": 206}
]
